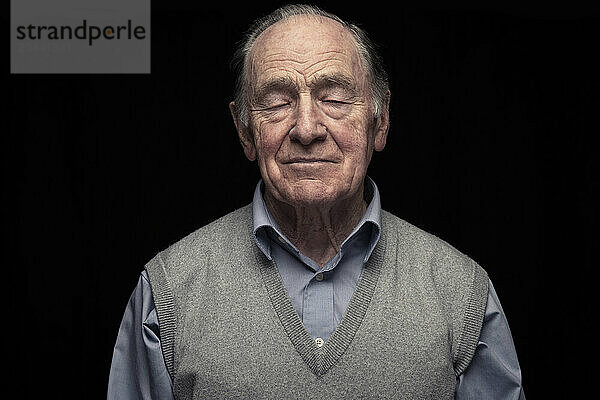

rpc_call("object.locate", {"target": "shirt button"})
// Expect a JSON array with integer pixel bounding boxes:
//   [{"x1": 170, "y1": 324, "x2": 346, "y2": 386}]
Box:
[
  {"x1": 315, "y1": 272, "x2": 324, "y2": 281},
  {"x1": 278, "y1": 236, "x2": 285, "y2": 243},
  {"x1": 315, "y1": 337, "x2": 324, "y2": 347}
]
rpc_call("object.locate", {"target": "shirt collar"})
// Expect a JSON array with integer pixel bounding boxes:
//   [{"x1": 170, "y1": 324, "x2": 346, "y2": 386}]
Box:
[{"x1": 252, "y1": 176, "x2": 382, "y2": 262}]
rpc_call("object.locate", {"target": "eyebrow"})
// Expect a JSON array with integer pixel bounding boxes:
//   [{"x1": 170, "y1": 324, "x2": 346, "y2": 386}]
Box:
[
  {"x1": 253, "y1": 73, "x2": 358, "y2": 101},
  {"x1": 253, "y1": 76, "x2": 298, "y2": 102},
  {"x1": 309, "y1": 73, "x2": 357, "y2": 95}
]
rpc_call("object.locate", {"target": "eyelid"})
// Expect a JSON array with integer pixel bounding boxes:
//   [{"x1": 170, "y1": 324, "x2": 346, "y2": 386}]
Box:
[
  {"x1": 322, "y1": 98, "x2": 348, "y2": 103},
  {"x1": 267, "y1": 102, "x2": 291, "y2": 110},
  {"x1": 317, "y1": 86, "x2": 355, "y2": 101},
  {"x1": 254, "y1": 92, "x2": 293, "y2": 110}
]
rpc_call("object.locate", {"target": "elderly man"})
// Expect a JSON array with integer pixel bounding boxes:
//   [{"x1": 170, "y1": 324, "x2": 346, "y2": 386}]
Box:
[{"x1": 108, "y1": 4, "x2": 525, "y2": 399}]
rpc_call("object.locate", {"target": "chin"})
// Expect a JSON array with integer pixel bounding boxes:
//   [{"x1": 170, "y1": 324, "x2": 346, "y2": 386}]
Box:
[{"x1": 283, "y1": 179, "x2": 344, "y2": 207}]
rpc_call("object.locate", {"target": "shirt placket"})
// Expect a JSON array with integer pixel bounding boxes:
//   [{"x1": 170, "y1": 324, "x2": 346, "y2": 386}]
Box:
[{"x1": 302, "y1": 269, "x2": 334, "y2": 344}]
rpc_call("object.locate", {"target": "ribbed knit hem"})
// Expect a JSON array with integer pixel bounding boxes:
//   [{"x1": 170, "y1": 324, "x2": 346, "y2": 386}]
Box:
[
  {"x1": 144, "y1": 253, "x2": 177, "y2": 379},
  {"x1": 453, "y1": 260, "x2": 489, "y2": 376}
]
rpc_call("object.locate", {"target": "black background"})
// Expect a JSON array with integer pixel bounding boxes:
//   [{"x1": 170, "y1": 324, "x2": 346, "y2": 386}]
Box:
[{"x1": 9, "y1": 1, "x2": 598, "y2": 398}]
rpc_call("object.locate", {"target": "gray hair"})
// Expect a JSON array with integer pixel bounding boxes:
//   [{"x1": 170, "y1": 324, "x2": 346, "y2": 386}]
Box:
[{"x1": 231, "y1": 4, "x2": 389, "y2": 128}]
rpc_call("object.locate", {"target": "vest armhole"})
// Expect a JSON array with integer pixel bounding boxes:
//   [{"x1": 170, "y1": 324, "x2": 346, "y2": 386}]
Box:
[
  {"x1": 144, "y1": 252, "x2": 177, "y2": 380},
  {"x1": 453, "y1": 260, "x2": 489, "y2": 377}
]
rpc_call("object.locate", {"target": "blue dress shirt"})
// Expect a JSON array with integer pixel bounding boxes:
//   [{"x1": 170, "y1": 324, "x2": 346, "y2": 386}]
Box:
[{"x1": 108, "y1": 178, "x2": 525, "y2": 399}]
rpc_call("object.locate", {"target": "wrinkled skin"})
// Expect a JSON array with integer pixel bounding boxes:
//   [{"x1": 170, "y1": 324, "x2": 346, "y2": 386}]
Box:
[{"x1": 230, "y1": 15, "x2": 390, "y2": 266}]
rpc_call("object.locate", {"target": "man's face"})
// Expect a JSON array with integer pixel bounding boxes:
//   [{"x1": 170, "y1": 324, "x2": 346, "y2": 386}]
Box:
[{"x1": 236, "y1": 15, "x2": 388, "y2": 208}]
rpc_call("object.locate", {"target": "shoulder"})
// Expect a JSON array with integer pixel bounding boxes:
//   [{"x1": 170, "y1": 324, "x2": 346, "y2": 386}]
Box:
[
  {"x1": 381, "y1": 209, "x2": 466, "y2": 259},
  {"x1": 381, "y1": 209, "x2": 487, "y2": 283},
  {"x1": 160, "y1": 204, "x2": 252, "y2": 261},
  {"x1": 144, "y1": 204, "x2": 253, "y2": 283}
]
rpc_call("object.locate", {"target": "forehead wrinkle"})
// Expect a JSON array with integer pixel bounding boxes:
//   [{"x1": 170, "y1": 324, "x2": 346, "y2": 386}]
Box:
[
  {"x1": 256, "y1": 52, "x2": 356, "y2": 84},
  {"x1": 253, "y1": 56, "x2": 349, "y2": 90},
  {"x1": 300, "y1": 56, "x2": 351, "y2": 77},
  {"x1": 262, "y1": 47, "x2": 348, "y2": 59},
  {"x1": 259, "y1": 47, "x2": 332, "y2": 62},
  {"x1": 256, "y1": 48, "x2": 351, "y2": 74}
]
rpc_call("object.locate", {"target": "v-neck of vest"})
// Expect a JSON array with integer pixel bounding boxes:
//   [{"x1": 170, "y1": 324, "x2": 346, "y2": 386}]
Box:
[{"x1": 251, "y1": 217, "x2": 387, "y2": 378}]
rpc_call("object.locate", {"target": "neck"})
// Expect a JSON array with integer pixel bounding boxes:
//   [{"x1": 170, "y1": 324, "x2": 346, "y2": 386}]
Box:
[{"x1": 264, "y1": 185, "x2": 367, "y2": 268}]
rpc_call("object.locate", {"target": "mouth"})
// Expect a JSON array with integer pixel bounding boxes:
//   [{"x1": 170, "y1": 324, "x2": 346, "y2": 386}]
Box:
[{"x1": 282, "y1": 158, "x2": 336, "y2": 164}]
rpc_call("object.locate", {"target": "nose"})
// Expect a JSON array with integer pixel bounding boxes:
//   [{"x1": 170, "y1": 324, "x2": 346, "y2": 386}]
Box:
[{"x1": 289, "y1": 94, "x2": 327, "y2": 145}]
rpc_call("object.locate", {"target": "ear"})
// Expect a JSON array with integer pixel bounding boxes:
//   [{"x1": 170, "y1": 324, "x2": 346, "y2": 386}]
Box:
[
  {"x1": 373, "y1": 90, "x2": 391, "y2": 152},
  {"x1": 229, "y1": 101, "x2": 257, "y2": 161}
]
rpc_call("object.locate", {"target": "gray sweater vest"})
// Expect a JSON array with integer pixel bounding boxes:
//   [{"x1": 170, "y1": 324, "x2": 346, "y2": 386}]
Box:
[{"x1": 145, "y1": 204, "x2": 488, "y2": 399}]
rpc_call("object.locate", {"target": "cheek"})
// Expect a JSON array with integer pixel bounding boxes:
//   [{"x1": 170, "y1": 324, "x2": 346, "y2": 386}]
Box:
[
  {"x1": 253, "y1": 120, "x2": 286, "y2": 163},
  {"x1": 333, "y1": 122, "x2": 372, "y2": 162}
]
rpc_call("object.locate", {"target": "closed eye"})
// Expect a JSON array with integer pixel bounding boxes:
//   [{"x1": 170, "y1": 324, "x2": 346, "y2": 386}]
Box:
[
  {"x1": 322, "y1": 99, "x2": 349, "y2": 104},
  {"x1": 266, "y1": 102, "x2": 291, "y2": 110}
]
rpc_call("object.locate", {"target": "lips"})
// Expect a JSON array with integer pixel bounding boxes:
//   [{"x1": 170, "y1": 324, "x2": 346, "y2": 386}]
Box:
[{"x1": 282, "y1": 158, "x2": 336, "y2": 164}]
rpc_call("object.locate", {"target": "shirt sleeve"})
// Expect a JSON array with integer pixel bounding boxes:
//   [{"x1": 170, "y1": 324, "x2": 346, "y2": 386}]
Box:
[
  {"x1": 107, "y1": 271, "x2": 175, "y2": 400},
  {"x1": 455, "y1": 279, "x2": 525, "y2": 400}
]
